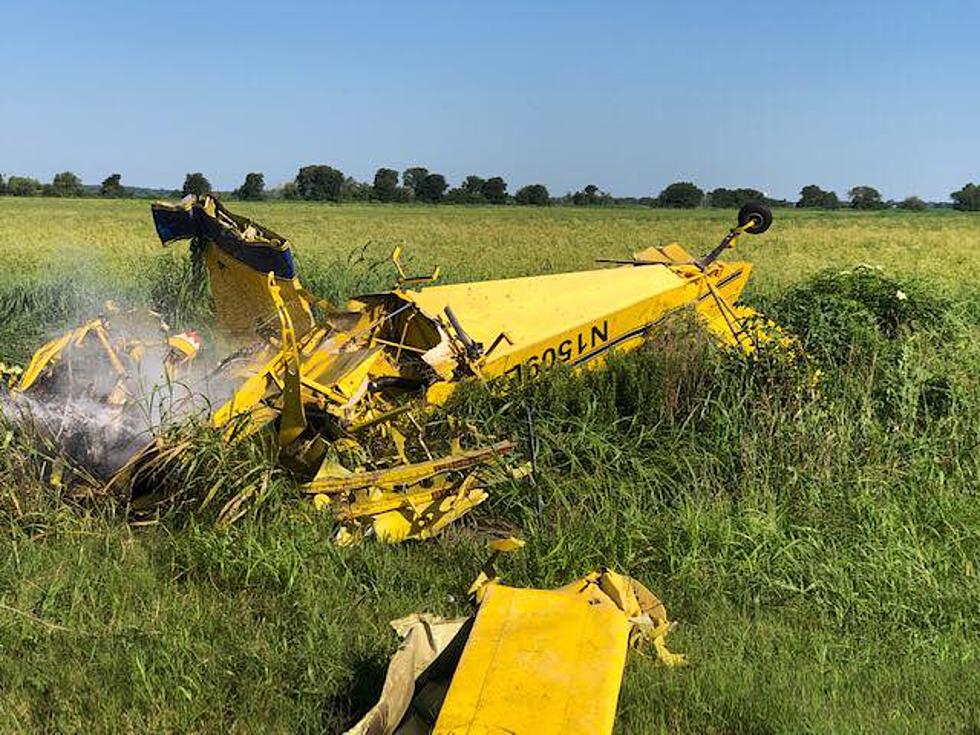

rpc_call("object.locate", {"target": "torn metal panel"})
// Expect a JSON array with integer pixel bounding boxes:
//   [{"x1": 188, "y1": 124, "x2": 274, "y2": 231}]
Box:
[
  {"x1": 308, "y1": 442, "x2": 515, "y2": 545},
  {"x1": 346, "y1": 561, "x2": 685, "y2": 735},
  {"x1": 344, "y1": 615, "x2": 469, "y2": 735},
  {"x1": 151, "y1": 194, "x2": 315, "y2": 339},
  {"x1": 434, "y1": 579, "x2": 629, "y2": 733},
  {"x1": 302, "y1": 441, "x2": 515, "y2": 494}
]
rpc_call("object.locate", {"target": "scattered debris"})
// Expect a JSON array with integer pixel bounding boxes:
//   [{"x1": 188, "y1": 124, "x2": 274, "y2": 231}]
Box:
[{"x1": 5, "y1": 195, "x2": 773, "y2": 541}]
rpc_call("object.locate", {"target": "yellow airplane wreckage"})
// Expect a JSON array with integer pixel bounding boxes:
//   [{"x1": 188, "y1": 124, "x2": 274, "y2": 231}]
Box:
[
  {"x1": 347, "y1": 538, "x2": 687, "y2": 735},
  {"x1": 4, "y1": 195, "x2": 773, "y2": 543}
]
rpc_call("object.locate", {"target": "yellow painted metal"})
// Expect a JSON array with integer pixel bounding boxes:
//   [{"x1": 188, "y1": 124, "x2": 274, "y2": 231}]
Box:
[
  {"x1": 166, "y1": 331, "x2": 201, "y2": 361},
  {"x1": 406, "y1": 265, "x2": 692, "y2": 377},
  {"x1": 316, "y1": 347, "x2": 381, "y2": 402},
  {"x1": 433, "y1": 577, "x2": 632, "y2": 735},
  {"x1": 365, "y1": 481, "x2": 489, "y2": 544},
  {"x1": 210, "y1": 237, "x2": 758, "y2": 462},
  {"x1": 153, "y1": 195, "x2": 314, "y2": 341},
  {"x1": 346, "y1": 564, "x2": 682, "y2": 735},
  {"x1": 90, "y1": 323, "x2": 127, "y2": 376},
  {"x1": 487, "y1": 536, "x2": 524, "y2": 553},
  {"x1": 12, "y1": 193, "x2": 774, "y2": 552},
  {"x1": 397, "y1": 251, "x2": 755, "y2": 392},
  {"x1": 211, "y1": 365, "x2": 273, "y2": 432},
  {"x1": 308, "y1": 443, "x2": 514, "y2": 544},
  {"x1": 467, "y1": 537, "x2": 527, "y2": 602},
  {"x1": 268, "y1": 273, "x2": 307, "y2": 446},
  {"x1": 204, "y1": 241, "x2": 314, "y2": 341},
  {"x1": 15, "y1": 318, "x2": 129, "y2": 392},
  {"x1": 392, "y1": 244, "x2": 440, "y2": 286},
  {"x1": 301, "y1": 441, "x2": 515, "y2": 494},
  {"x1": 16, "y1": 330, "x2": 76, "y2": 391}
]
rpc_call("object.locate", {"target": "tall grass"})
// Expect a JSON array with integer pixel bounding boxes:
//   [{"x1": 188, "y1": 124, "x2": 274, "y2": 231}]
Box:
[{"x1": 1, "y1": 200, "x2": 978, "y2": 733}]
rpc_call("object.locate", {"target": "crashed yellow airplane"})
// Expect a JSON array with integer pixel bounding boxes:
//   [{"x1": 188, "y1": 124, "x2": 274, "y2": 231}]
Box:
[{"x1": 5, "y1": 195, "x2": 772, "y2": 541}]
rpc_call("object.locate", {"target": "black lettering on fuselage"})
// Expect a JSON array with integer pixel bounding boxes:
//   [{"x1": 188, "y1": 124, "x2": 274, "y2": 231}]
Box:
[
  {"x1": 590, "y1": 321, "x2": 608, "y2": 347},
  {"x1": 504, "y1": 320, "x2": 610, "y2": 381}
]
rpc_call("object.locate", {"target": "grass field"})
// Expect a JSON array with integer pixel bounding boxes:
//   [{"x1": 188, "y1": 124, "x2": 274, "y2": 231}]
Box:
[{"x1": 1, "y1": 198, "x2": 979, "y2": 733}]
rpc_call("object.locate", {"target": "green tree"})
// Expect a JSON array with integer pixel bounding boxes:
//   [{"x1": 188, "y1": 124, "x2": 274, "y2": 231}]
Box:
[
  {"x1": 402, "y1": 167, "x2": 430, "y2": 197},
  {"x1": 281, "y1": 181, "x2": 300, "y2": 200},
  {"x1": 515, "y1": 184, "x2": 550, "y2": 205},
  {"x1": 823, "y1": 191, "x2": 842, "y2": 209},
  {"x1": 571, "y1": 184, "x2": 608, "y2": 206},
  {"x1": 182, "y1": 172, "x2": 212, "y2": 197},
  {"x1": 897, "y1": 196, "x2": 927, "y2": 211},
  {"x1": 656, "y1": 181, "x2": 703, "y2": 208},
  {"x1": 849, "y1": 185, "x2": 886, "y2": 210},
  {"x1": 373, "y1": 168, "x2": 400, "y2": 202},
  {"x1": 6, "y1": 176, "x2": 40, "y2": 196},
  {"x1": 51, "y1": 171, "x2": 83, "y2": 197},
  {"x1": 797, "y1": 184, "x2": 840, "y2": 209},
  {"x1": 462, "y1": 176, "x2": 485, "y2": 197},
  {"x1": 445, "y1": 176, "x2": 487, "y2": 204},
  {"x1": 709, "y1": 188, "x2": 736, "y2": 207},
  {"x1": 0, "y1": 174, "x2": 5, "y2": 195},
  {"x1": 235, "y1": 172, "x2": 265, "y2": 201},
  {"x1": 581, "y1": 184, "x2": 599, "y2": 204},
  {"x1": 99, "y1": 173, "x2": 125, "y2": 197},
  {"x1": 417, "y1": 173, "x2": 448, "y2": 203},
  {"x1": 709, "y1": 187, "x2": 766, "y2": 208},
  {"x1": 295, "y1": 165, "x2": 344, "y2": 201},
  {"x1": 951, "y1": 183, "x2": 980, "y2": 211},
  {"x1": 341, "y1": 176, "x2": 373, "y2": 201},
  {"x1": 481, "y1": 176, "x2": 508, "y2": 204},
  {"x1": 445, "y1": 187, "x2": 473, "y2": 204}
]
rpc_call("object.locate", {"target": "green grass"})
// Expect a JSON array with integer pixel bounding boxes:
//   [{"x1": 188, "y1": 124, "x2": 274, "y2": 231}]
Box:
[
  {"x1": 4, "y1": 197, "x2": 980, "y2": 296},
  {"x1": 1, "y1": 198, "x2": 979, "y2": 733}
]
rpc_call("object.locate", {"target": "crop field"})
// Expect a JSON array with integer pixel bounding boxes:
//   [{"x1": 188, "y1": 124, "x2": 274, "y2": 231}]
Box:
[{"x1": 1, "y1": 198, "x2": 979, "y2": 733}]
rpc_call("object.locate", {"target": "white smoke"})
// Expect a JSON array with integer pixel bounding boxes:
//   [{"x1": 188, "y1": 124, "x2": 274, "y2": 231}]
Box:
[{"x1": 1, "y1": 314, "x2": 245, "y2": 483}]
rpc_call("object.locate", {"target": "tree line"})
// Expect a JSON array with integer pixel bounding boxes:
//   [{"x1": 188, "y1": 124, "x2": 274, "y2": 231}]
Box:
[
  {"x1": 655, "y1": 182, "x2": 952, "y2": 211},
  {"x1": 274, "y1": 166, "x2": 555, "y2": 206},
  {"x1": 0, "y1": 171, "x2": 129, "y2": 198},
  {"x1": 3, "y1": 167, "x2": 980, "y2": 210}
]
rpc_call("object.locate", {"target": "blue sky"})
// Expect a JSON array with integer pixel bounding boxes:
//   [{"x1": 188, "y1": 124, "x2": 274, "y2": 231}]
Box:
[{"x1": 1, "y1": 0, "x2": 977, "y2": 200}]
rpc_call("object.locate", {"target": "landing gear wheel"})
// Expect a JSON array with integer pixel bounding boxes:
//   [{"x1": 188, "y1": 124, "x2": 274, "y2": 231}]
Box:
[{"x1": 737, "y1": 202, "x2": 772, "y2": 234}]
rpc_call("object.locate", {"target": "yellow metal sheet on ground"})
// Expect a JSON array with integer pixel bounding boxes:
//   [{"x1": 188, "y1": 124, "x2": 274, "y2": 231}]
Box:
[{"x1": 433, "y1": 581, "x2": 631, "y2": 735}]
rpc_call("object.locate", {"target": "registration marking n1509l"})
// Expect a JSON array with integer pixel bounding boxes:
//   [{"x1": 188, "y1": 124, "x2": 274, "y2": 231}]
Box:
[{"x1": 503, "y1": 321, "x2": 609, "y2": 380}]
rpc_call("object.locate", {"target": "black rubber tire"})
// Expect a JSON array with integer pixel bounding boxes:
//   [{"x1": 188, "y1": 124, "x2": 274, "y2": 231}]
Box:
[{"x1": 737, "y1": 202, "x2": 773, "y2": 234}]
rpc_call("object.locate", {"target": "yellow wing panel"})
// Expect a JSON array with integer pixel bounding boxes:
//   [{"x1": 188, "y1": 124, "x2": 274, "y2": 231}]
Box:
[{"x1": 433, "y1": 582, "x2": 631, "y2": 735}]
